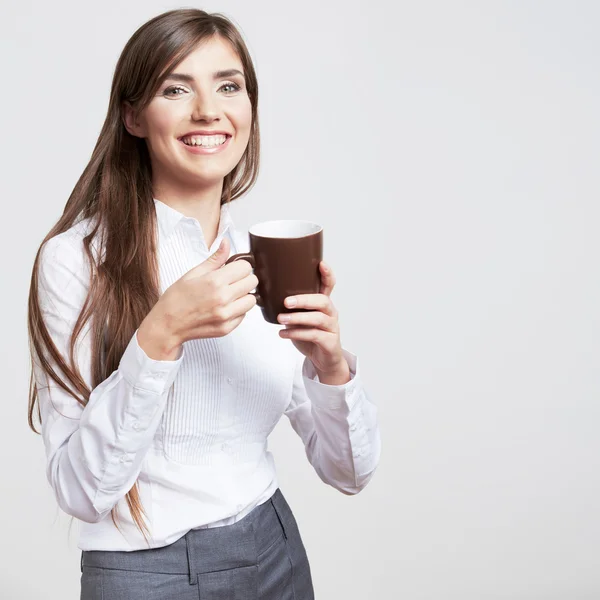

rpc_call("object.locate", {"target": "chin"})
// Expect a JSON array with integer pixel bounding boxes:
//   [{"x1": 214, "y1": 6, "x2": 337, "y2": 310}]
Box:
[{"x1": 187, "y1": 169, "x2": 230, "y2": 186}]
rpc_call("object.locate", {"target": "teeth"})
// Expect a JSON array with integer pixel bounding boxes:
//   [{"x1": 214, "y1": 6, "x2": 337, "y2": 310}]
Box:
[{"x1": 181, "y1": 134, "x2": 228, "y2": 147}]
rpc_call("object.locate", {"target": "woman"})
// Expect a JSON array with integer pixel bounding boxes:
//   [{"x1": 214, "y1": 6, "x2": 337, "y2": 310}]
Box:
[{"x1": 27, "y1": 8, "x2": 381, "y2": 599}]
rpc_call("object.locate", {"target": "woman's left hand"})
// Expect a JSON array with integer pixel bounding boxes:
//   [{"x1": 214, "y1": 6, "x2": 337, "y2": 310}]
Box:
[{"x1": 277, "y1": 260, "x2": 349, "y2": 381}]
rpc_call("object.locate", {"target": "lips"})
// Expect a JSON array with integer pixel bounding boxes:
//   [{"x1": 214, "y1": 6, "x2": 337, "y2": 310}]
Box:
[
  {"x1": 177, "y1": 131, "x2": 232, "y2": 139},
  {"x1": 180, "y1": 134, "x2": 228, "y2": 147},
  {"x1": 177, "y1": 134, "x2": 232, "y2": 154}
]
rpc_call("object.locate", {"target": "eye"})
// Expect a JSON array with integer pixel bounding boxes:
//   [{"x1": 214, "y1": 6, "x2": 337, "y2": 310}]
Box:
[
  {"x1": 220, "y1": 81, "x2": 242, "y2": 94},
  {"x1": 163, "y1": 85, "x2": 188, "y2": 97}
]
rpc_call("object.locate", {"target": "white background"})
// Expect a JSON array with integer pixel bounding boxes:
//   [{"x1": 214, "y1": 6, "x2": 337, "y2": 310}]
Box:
[{"x1": 2, "y1": 1, "x2": 600, "y2": 598}]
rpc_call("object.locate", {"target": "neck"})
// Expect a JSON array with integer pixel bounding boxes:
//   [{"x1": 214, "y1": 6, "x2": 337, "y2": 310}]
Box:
[{"x1": 153, "y1": 177, "x2": 225, "y2": 249}]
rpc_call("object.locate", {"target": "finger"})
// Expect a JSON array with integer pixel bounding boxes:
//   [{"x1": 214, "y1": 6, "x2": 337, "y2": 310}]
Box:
[
  {"x1": 319, "y1": 261, "x2": 336, "y2": 296},
  {"x1": 277, "y1": 310, "x2": 337, "y2": 332},
  {"x1": 216, "y1": 258, "x2": 254, "y2": 285},
  {"x1": 284, "y1": 293, "x2": 336, "y2": 316},
  {"x1": 225, "y1": 292, "x2": 258, "y2": 320},
  {"x1": 228, "y1": 271, "x2": 259, "y2": 300},
  {"x1": 279, "y1": 327, "x2": 329, "y2": 344}
]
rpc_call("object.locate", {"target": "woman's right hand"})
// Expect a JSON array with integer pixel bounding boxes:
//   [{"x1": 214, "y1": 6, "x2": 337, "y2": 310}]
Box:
[{"x1": 138, "y1": 236, "x2": 258, "y2": 359}]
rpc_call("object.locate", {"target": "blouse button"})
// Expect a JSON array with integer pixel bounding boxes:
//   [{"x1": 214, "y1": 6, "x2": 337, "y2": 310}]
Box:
[
  {"x1": 350, "y1": 423, "x2": 357, "y2": 432},
  {"x1": 119, "y1": 454, "x2": 129, "y2": 463},
  {"x1": 132, "y1": 421, "x2": 141, "y2": 431},
  {"x1": 226, "y1": 377, "x2": 233, "y2": 385},
  {"x1": 353, "y1": 449, "x2": 363, "y2": 458}
]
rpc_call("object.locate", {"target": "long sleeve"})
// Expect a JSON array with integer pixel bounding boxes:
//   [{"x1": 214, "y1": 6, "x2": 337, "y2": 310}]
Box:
[
  {"x1": 284, "y1": 348, "x2": 381, "y2": 495},
  {"x1": 33, "y1": 234, "x2": 185, "y2": 523}
]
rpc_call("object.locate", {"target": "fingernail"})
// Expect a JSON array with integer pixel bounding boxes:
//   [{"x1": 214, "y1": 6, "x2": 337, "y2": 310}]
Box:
[{"x1": 286, "y1": 297, "x2": 297, "y2": 307}]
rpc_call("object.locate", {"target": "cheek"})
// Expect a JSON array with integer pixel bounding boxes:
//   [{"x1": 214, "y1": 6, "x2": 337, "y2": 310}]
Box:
[
  {"x1": 231, "y1": 99, "x2": 253, "y2": 137},
  {"x1": 145, "y1": 105, "x2": 181, "y2": 140}
]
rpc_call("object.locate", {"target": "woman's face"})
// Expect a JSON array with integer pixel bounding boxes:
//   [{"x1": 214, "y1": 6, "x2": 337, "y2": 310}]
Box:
[{"x1": 124, "y1": 36, "x2": 252, "y2": 191}]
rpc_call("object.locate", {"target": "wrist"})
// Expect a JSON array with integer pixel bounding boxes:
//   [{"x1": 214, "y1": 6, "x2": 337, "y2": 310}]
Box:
[
  {"x1": 138, "y1": 309, "x2": 182, "y2": 361},
  {"x1": 316, "y1": 359, "x2": 351, "y2": 385}
]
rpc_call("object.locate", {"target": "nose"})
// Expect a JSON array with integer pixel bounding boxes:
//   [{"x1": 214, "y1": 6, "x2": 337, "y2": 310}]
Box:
[{"x1": 191, "y1": 88, "x2": 220, "y2": 122}]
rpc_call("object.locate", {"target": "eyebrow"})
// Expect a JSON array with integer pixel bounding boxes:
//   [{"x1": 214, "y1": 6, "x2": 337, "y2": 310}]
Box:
[{"x1": 162, "y1": 69, "x2": 245, "y2": 83}]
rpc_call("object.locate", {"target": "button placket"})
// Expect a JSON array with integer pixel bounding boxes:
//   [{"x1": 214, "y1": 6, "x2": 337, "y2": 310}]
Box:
[{"x1": 220, "y1": 373, "x2": 236, "y2": 429}]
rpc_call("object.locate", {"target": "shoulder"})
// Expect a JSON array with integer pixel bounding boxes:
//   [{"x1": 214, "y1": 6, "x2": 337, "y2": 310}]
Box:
[
  {"x1": 38, "y1": 217, "x2": 100, "y2": 292},
  {"x1": 40, "y1": 217, "x2": 100, "y2": 268}
]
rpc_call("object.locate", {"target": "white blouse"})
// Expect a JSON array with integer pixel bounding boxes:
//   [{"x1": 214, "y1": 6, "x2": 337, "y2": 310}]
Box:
[{"x1": 33, "y1": 198, "x2": 381, "y2": 551}]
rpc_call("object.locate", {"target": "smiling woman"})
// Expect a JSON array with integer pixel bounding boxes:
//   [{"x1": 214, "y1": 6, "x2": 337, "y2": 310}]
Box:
[
  {"x1": 26, "y1": 7, "x2": 381, "y2": 600},
  {"x1": 121, "y1": 34, "x2": 254, "y2": 205}
]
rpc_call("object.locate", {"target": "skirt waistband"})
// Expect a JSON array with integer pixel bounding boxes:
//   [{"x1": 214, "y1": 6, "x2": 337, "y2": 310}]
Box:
[{"x1": 81, "y1": 488, "x2": 294, "y2": 585}]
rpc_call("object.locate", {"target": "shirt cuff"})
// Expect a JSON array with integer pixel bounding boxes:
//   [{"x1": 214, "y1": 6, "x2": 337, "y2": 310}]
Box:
[
  {"x1": 302, "y1": 348, "x2": 361, "y2": 411},
  {"x1": 118, "y1": 329, "x2": 186, "y2": 395}
]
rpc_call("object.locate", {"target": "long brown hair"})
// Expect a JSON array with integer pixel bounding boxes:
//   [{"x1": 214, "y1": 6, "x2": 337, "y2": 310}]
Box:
[{"x1": 26, "y1": 8, "x2": 260, "y2": 542}]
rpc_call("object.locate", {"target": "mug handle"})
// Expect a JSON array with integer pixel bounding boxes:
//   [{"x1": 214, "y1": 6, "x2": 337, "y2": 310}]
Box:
[{"x1": 225, "y1": 252, "x2": 263, "y2": 307}]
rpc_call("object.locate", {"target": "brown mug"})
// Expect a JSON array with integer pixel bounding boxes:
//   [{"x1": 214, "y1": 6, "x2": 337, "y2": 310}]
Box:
[{"x1": 225, "y1": 220, "x2": 323, "y2": 324}]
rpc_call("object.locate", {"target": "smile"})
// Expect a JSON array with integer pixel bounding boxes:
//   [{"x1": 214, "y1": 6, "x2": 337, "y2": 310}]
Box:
[
  {"x1": 178, "y1": 134, "x2": 232, "y2": 155},
  {"x1": 180, "y1": 134, "x2": 229, "y2": 147}
]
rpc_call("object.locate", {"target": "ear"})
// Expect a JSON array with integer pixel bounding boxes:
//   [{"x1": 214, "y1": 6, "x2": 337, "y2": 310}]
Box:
[{"x1": 121, "y1": 101, "x2": 146, "y2": 138}]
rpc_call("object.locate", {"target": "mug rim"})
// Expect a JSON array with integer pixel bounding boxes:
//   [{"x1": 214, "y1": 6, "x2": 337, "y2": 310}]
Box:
[{"x1": 249, "y1": 219, "x2": 322, "y2": 239}]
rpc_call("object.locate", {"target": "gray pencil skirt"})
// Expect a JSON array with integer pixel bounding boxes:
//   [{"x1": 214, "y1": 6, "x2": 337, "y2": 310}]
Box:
[{"x1": 80, "y1": 488, "x2": 314, "y2": 599}]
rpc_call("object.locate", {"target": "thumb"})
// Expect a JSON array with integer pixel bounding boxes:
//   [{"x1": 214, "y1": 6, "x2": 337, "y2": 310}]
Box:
[{"x1": 203, "y1": 236, "x2": 230, "y2": 270}]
